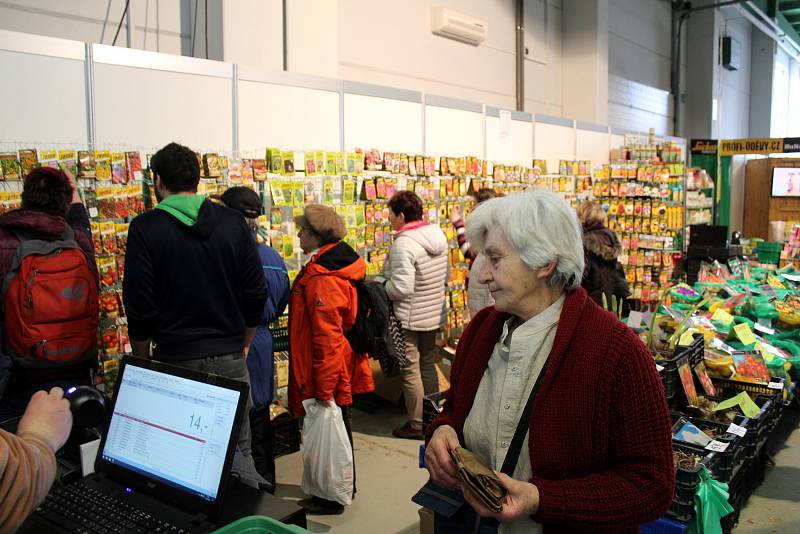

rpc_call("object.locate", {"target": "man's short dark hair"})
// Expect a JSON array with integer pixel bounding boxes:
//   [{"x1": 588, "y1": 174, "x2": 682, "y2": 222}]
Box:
[
  {"x1": 150, "y1": 142, "x2": 200, "y2": 193},
  {"x1": 388, "y1": 191, "x2": 423, "y2": 222},
  {"x1": 21, "y1": 167, "x2": 73, "y2": 216}
]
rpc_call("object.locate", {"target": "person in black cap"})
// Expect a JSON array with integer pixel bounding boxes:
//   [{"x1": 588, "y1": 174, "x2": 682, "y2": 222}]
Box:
[{"x1": 217, "y1": 187, "x2": 290, "y2": 493}]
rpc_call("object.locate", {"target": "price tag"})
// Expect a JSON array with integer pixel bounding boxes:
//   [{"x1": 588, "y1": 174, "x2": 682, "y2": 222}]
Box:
[
  {"x1": 726, "y1": 423, "x2": 747, "y2": 437},
  {"x1": 627, "y1": 310, "x2": 643, "y2": 328},
  {"x1": 655, "y1": 364, "x2": 665, "y2": 372},
  {"x1": 711, "y1": 308, "x2": 734, "y2": 325},
  {"x1": 705, "y1": 440, "x2": 729, "y2": 452},
  {"x1": 89, "y1": 207, "x2": 99, "y2": 218},
  {"x1": 123, "y1": 343, "x2": 132, "y2": 353},
  {"x1": 768, "y1": 381, "x2": 784, "y2": 390},
  {"x1": 754, "y1": 323, "x2": 775, "y2": 336},
  {"x1": 733, "y1": 323, "x2": 757, "y2": 346}
]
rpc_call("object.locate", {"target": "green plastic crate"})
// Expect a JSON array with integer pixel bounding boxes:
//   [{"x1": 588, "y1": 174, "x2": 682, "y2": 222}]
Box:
[
  {"x1": 756, "y1": 241, "x2": 783, "y2": 252},
  {"x1": 757, "y1": 250, "x2": 781, "y2": 264},
  {"x1": 212, "y1": 516, "x2": 311, "y2": 534}
]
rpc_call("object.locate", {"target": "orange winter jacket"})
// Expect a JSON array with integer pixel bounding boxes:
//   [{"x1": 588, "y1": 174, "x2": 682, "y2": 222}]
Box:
[{"x1": 288, "y1": 241, "x2": 375, "y2": 416}]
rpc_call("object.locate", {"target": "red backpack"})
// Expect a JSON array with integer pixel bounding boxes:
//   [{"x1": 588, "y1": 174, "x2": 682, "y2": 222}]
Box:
[{"x1": 1, "y1": 227, "x2": 98, "y2": 366}]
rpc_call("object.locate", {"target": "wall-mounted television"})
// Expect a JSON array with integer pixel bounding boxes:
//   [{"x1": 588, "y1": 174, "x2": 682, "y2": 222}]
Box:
[{"x1": 771, "y1": 167, "x2": 800, "y2": 197}]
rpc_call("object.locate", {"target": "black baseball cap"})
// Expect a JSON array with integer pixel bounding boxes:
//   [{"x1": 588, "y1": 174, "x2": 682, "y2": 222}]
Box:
[{"x1": 218, "y1": 186, "x2": 263, "y2": 218}]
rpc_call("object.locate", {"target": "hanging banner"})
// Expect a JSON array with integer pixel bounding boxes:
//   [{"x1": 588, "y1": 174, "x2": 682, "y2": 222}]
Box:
[
  {"x1": 690, "y1": 139, "x2": 719, "y2": 154},
  {"x1": 719, "y1": 138, "x2": 784, "y2": 156}
]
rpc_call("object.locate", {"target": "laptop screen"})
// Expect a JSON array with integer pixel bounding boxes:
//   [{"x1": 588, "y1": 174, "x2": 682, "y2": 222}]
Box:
[{"x1": 100, "y1": 362, "x2": 242, "y2": 502}]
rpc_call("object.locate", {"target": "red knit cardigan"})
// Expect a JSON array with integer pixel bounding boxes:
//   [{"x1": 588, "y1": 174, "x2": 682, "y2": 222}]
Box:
[{"x1": 426, "y1": 287, "x2": 674, "y2": 532}]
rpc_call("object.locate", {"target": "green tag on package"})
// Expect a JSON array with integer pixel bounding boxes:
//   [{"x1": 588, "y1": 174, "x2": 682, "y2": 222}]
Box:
[{"x1": 713, "y1": 392, "x2": 761, "y2": 418}]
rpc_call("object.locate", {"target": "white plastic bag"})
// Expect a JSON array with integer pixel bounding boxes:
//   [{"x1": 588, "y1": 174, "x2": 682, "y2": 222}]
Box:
[{"x1": 300, "y1": 399, "x2": 354, "y2": 505}]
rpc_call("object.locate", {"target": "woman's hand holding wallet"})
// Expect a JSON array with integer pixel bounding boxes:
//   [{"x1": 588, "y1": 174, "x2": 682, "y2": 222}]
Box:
[{"x1": 425, "y1": 425, "x2": 462, "y2": 489}]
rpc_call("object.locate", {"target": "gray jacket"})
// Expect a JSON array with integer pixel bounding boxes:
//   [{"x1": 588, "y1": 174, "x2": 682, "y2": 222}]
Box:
[{"x1": 384, "y1": 223, "x2": 449, "y2": 331}]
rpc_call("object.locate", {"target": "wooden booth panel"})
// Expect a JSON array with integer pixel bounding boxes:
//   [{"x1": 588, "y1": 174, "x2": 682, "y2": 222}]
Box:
[{"x1": 744, "y1": 158, "x2": 800, "y2": 239}]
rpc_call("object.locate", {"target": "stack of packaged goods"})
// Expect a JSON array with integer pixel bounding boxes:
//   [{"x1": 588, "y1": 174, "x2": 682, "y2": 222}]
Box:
[
  {"x1": 594, "y1": 139, "x2": 687, "y2": 308},
  {"x1": 482, "y1": 159, "x2": 593, "y2": 208},
  {"x1": 686, "y1": 167, "x2": 715, "y2": 225}
]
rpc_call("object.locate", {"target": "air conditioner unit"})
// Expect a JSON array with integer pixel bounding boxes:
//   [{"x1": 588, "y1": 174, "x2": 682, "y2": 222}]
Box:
[{"x1": 431, "y1": 6, "x2": 488, "y2": 46}]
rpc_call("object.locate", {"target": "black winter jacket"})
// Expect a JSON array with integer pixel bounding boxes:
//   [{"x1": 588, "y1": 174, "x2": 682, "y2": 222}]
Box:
[{"x1": 581, "y1": 225, "x2": 631, "y2": 314}]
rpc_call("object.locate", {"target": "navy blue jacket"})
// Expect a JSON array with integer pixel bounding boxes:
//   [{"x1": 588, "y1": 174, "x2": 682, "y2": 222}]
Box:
[{"x1": 247, "y1": 240, "x2": 289, "y2": 408}]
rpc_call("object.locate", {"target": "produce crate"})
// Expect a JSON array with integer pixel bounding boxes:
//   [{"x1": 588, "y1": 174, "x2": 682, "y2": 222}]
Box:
[
  {"x1": 669, "y1": 443, "x2": 718, "y2": 522},
  {"x1": 710, "y1": 376, "x2": 785, "y2": 434},
  {"x1": 657, "y1": 334, "x2": 705, "y2": 400},
  {"x1": 720, "y1": 460, "x2": 750, "y2": 533},
  {"x1": 272, "y1": 413, "x2": 300, "y2": 458},
  {"x1": 755, "y1": 241, "x2": 782, "y2": 265},
  {"x1": 744, "y1": 443, "x2": 770, "y2": 497},
  {"x1": 422, "y1": 391, "x2": 447, "y2": 433},
  {"x1": 212, "y1": 515, "x2": 311, "y2": 534},
  {"x1": 671, "y1": 414, "x2": 748, "y2": 483},
  {"x1": 741, "y1": 396, "x2": 772, "y2": 460}
]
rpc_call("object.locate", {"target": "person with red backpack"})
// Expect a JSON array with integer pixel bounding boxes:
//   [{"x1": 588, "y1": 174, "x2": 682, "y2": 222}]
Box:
[{"x1": 0, "y1": 167, "x2": 98, "y2": 421}]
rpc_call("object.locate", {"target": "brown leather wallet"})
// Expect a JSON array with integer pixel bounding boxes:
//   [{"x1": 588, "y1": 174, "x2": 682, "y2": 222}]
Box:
[{"x1": 450, "y1": 446, "x2": 507, "y2": 513}]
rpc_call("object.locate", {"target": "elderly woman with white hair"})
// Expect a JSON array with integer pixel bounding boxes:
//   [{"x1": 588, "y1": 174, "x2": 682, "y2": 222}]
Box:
[{"x1": 423, "y1": 191, "x2": 674, "y2": 533}]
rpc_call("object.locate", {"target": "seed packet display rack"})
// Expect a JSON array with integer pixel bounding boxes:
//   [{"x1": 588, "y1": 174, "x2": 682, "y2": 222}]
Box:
[{"x1": 0, "y1": 145, "x2": 600, "y2": 400}]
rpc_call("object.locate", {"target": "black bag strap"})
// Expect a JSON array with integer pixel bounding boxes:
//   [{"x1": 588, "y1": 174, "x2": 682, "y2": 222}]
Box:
[{"x1": 499, "y1": 358, "x2": 550, "y2": 477}]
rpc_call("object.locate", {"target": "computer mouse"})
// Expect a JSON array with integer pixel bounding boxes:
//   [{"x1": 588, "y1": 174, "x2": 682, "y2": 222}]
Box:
[{"x1": 65, "y1": 386, "x2": 106, "y2": 429}]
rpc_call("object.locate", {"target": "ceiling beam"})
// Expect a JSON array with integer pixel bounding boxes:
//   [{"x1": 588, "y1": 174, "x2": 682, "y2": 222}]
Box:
[{"x1": 780, "y1": 0, "x2": 800, "y2": 12}]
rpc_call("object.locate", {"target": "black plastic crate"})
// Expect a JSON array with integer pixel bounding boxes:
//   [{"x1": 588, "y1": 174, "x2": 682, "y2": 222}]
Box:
[
  {"x1": 272, "y1": 413, "x2": 300, "y2": 458},
  {"x1": 671, "y1": 414, "x2": 748, "y2": 483},
  {"x1": 710, "y1": 376, "x2": 785, "y2": 432},
  {"x1": 668, "y1": 442, "x2": 718, "y2": 522},
  {"x1": 668, "y1": 496, "x2": 695, "y2": 523},
  {"x1": 656, "y1": 334, "x2": 704, "y2": 400},
  {"x1": 727, "y1": 464, "x2": 749, "y2": 510},
  {"x1": 744, "y1": 443, "x2": 769, "y2": 497},
  {"x1": 423, "y1": 391, "x2": 446, "y2": 433}
]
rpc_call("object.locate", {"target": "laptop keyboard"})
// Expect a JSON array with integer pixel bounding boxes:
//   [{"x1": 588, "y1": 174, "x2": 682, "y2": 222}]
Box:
[{"x1": 32, "y1": 481, "x2": 189, "y2": 534}]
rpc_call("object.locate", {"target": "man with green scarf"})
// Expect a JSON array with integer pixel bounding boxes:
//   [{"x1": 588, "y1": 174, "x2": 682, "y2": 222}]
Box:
[{"x1": 122, "y1": 142, "x2": 267, "y2": 473}]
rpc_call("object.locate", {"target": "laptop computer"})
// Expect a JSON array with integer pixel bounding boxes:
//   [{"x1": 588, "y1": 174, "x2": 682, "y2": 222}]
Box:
[{"x1": 21, "y1": 356, "x2": 249, "y2": 534}]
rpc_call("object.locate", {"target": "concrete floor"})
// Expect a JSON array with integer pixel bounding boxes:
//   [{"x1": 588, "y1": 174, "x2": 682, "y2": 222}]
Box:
[
  {"x1": 734, "y1": 407, "x2": 800, "y2": 533},
  {"x1": 274, "y1": 398, "x2": 800, "y2": 534},
  {"x1": 274, "y1": 397, "x2": 427, "y2": 534}
]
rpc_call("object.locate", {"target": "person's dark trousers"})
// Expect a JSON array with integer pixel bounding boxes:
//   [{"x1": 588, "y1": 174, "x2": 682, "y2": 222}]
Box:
[
  {"x1": 340, "y1": 405, "x2": 355, "y2": 496},
  {"x1": 166, "y1": 353, "x2": 259, "y2": 476},
  {"x1": 249, "y1": 404, "x2": 276, "y2": 494}
]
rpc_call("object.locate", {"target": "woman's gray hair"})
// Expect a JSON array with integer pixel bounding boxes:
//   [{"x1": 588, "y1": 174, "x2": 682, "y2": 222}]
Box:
[{"x1": 466, "y1": 189, "x2": 585, "y2": 291}]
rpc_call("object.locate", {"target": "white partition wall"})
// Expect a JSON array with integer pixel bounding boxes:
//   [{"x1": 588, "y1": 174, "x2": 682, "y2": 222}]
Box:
[
  {"x1": 238, "y1": 68, "x2": 341, "y2": 155},
  {"x1": 0, "y1": 30, "x2": 88, "y2": 147},
  {"x1": 576, "y1": 122, "x2": 612, "y2": 170},
  {"x1": 610, "y1": 129, "x2": 626, "y2": 155},
  {"x1": 534, "y1": 115, "x2": 576, "y2": 173},
  {"x1": 343, "y1": 82, "x2": 423, "y2": 154},
  {"x1": 486, "y1": 107, "x2": 533, "y2": 166},
  {"x1": 424, "y1": 95, "x2": 483, "y2": 158},
  {"x1": 0, "y1": 30, "x2": 689, "y2": 174},
  {"x1": 92, "y1": 44, "x2": 233, "y2": 153}
]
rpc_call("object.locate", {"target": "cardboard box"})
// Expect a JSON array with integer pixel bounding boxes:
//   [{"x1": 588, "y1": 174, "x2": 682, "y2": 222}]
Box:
[
  {"x1": 419, "y1": 507, "x2": 434, "y2": 534},
  {"x1": 370, "y1": 354, "x2": 451, "y2": 405}
]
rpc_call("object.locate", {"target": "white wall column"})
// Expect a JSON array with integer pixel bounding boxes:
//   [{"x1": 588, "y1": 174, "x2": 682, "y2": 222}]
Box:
[{"x1": 562, "y1": 0, "x2": 609, "y2": 124}]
